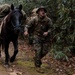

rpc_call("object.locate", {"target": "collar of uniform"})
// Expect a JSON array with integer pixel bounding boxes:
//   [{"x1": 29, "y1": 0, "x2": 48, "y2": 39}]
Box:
[{"x1": 38, "y1": 15, "x2": 47, "y2": 22}]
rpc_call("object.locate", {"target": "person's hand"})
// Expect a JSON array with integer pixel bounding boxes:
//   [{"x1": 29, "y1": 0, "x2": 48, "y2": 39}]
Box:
[
  {"x1": 43, "y1": 32, "x2": 48, "y2": 36},
  {"x1": 24, "y1": 31, "x2": 29, "y2": 36}
]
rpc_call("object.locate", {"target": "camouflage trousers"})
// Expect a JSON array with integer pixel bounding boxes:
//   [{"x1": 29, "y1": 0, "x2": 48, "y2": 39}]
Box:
[
  {"x1": 33, "y1": 36, "x2": 50, "y2": 67},
  {"x1": 28, "y1": 34, "x2": 33, "y2": 45}
]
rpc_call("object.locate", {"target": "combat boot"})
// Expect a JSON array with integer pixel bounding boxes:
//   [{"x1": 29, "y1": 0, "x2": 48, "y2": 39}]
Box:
[{"x1": 36, "y1": 67, "x2": 44, "y2": 73}]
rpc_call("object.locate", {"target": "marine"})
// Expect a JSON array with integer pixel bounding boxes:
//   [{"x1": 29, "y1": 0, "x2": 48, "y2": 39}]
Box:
[{"x1": 24, "y1": 6, "x2": 53, "y2": 73}]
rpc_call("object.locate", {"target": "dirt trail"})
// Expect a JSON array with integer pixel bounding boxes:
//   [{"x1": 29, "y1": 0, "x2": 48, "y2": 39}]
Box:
[
  {"x1": 0, "y1": 40, "x2": 33, "y2": 75},
  {"x1": 0, "y1": 65, "x2": 9, "y2": 75},
  {"x1": 0, "y1": 40, "x2": 53, "y2": 75},
  {"x1": 0, "y1": 39, "x2": 75, "y2": 75}
]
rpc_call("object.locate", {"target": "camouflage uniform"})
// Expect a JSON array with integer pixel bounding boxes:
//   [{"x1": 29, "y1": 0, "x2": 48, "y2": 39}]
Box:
[
  {"x1": 27, "y1": 8, "x2": 38, "y2": 45},
  {"x1": 25, "y1": 14, "x2": 52, "y2": 67}
]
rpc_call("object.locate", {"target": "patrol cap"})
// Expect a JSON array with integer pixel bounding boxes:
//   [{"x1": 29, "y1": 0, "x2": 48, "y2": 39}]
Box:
[{"x1": 36, "y1": 6, "x2": 47, "y2": 14}]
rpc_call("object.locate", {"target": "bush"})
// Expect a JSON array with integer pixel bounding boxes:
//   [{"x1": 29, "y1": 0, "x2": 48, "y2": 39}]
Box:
[{"x1": 2, "y1": 0, "x2": 75, "y2": 60}]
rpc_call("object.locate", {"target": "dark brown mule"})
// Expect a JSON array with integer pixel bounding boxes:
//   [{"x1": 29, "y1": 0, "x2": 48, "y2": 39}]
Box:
[{"x1": 0, "y1": 4, "x2": 23, "y2": 67}]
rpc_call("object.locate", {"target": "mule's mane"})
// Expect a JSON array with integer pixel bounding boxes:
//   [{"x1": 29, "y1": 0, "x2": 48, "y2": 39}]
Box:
[{"x1": 6, "y1": 12, "x2": 12, "y2": 23}]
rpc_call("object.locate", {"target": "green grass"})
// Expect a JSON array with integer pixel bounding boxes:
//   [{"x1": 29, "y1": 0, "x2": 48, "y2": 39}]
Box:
[{"x1": 16, "y1": 60, "x2": 56, "y2": 75}]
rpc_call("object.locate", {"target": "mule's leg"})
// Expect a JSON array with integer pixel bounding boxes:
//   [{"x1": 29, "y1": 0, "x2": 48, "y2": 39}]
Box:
[
  {"x1": 10, "y1": 40, "x2": 18, "y2": 62},
  {"x1": 0, "y1": 43, "x2": 1, "y2": 57},
  {"x1": 0, "y1": 45, "x2": 1, "y2": 57},
  {"x1": 4, "y1": 41, "x2": 10, "y2": 66}
]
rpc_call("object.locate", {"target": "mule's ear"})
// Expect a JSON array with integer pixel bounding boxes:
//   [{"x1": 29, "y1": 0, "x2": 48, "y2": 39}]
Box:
[
  {"x1": 19, "y1": 4, "x2": 22, "y2": 10},
  {"x1": 11, "y1": 4, "x2": 14, "y2": 10}
]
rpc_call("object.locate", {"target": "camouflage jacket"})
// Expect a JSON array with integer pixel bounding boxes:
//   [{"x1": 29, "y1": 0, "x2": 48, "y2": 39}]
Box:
[{"x1": 25, "y1": 15, "x2": 52, "y2": 38}]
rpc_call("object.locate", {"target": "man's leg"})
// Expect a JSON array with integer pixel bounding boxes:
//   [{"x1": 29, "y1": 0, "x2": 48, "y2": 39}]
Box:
[
  {"x1": 33, "y1": 42, "x2": 42, "y2": 67},
  {"x1": 41, "y1": 42, "x2": 50, "y2": 59},
  {"x1": 28, "y1": 34, "x2": 33, "y2": 45}
]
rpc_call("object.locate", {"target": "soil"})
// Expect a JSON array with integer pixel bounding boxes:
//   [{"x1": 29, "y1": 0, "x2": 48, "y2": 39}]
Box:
[{"x1": 0, "y1": 39, "x2": 75, "y2": 75}]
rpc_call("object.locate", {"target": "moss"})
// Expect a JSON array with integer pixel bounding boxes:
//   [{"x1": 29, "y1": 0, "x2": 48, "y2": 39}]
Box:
[
  {"x1": 17, "y1": 60, "x2": 34, "y2": 67},
  {"x1": 16, "y1": 60, "x2": 56, "y2": 75}
]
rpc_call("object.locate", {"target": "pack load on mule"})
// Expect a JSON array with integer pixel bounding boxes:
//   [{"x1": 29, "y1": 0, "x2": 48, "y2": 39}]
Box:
[
  {"x1": 0, "y1": 4, "x2": 10, "y2": 25},
  {"x1": 31, "y1": 8, "x2": 38, "y2": 17}
]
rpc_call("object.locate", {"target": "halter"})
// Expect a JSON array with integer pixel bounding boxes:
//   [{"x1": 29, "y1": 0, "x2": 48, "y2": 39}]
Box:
[{"x1": 6, "y1": 10, "x2": 23, "y2": 32}]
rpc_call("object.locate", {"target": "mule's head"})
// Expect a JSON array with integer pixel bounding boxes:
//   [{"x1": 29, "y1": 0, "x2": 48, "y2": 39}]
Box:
[{"x1": 10, "y1": 4, "x2": 23, "y2": 34}]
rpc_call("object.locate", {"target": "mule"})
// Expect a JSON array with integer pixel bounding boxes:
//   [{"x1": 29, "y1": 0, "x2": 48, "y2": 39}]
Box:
[{"x1": 0, "y1": 4, "x2": 23, "y2": 66}]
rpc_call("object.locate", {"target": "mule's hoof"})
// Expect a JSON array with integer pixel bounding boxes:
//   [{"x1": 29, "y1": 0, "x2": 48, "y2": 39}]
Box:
[
  {"x1": 4, "y1": 63, "x2": 10, "y2": 68},
  {"x1": 36, "y1": 67, "x2": 44, "y2": 73},
  {"x1": 10, "y1": 57, "x2": 15, "y2": 63}
]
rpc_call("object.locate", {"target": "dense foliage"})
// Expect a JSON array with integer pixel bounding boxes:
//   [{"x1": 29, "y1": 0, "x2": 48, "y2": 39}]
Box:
[{"x1": 2, "y1": 0, "x2": 75, "y2": 60}]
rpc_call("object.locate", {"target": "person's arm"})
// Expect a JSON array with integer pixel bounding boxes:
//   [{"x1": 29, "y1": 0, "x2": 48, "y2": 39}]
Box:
[
  {"x1": 43, "y1": 18, "x2": 52, "y2": 36},
  {"x1": 24, "y1": 18, "x2": 35, "y2": 36},
  {"x1": 47, "y1": 18, "x2": 53, "y2": 34}
]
